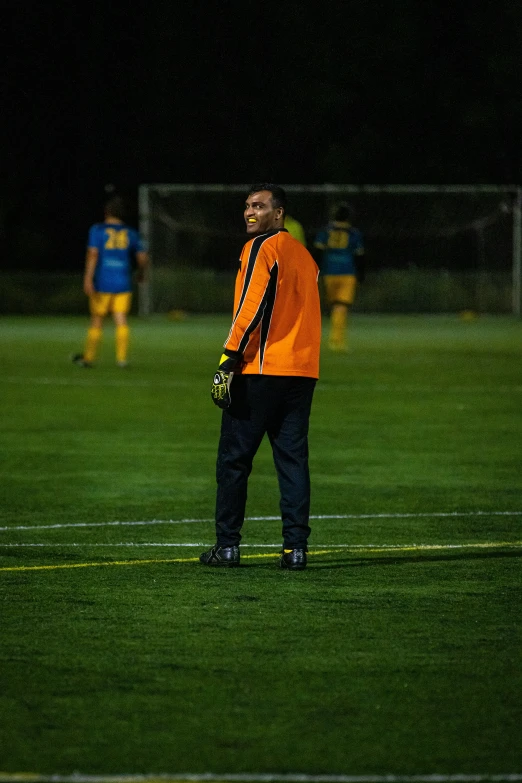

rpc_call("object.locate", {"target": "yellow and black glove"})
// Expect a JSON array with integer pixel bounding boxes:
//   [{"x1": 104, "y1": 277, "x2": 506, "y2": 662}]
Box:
[{"x1": 211, "y1": 352, "x2": 240, "y2": 409}]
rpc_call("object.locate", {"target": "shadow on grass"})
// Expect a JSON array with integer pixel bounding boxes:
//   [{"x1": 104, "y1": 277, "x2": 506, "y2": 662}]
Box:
[
  {"x1": 309, "y1": 547, "x2": 522, "y2": 569},
  {"x1": 3, "y1": 549, "x2": 520, "y2": 575},
  {"x1": 200, "y1": 548, "x2": 522, "y2": 571}
]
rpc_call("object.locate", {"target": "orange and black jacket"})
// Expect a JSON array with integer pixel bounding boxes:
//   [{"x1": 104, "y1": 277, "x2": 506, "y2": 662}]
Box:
[{"x1": 224, "y1": 229, "x2": 321, "y2": 378}]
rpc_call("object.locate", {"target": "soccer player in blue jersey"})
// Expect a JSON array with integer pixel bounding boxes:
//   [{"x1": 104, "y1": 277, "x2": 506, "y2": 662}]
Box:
[
  {"x1": 314, "y1": 202, "x2": 365, "y2": 352},
  {"x1": 73, "y1": 196, "x2": 148, "y2": 368}
]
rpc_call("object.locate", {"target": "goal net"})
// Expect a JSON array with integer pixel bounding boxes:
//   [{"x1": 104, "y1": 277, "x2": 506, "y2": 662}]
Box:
[{"x1": 138, "y1": 184, "x2": 522, "y2": 316}]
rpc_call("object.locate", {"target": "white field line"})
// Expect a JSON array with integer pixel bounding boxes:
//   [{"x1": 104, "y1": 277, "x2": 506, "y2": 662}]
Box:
[
  {"x1": 0, "y1": 518, "x2": 214, "y2": 532},
  {"x1": 3, "y1": 374, "x2": 522, "y2": 394},
  {"x1": 1, "y1": 510, "x2": 522, "y2": 533},
  {"x1": 3, "y1": 375, "x2": 192, "y2": 389},
  {"x1": 0, "y1": 773, "x2": 521, "y2": 783}
]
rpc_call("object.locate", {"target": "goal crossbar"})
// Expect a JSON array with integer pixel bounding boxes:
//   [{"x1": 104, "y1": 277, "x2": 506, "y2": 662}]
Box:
[{"x1": 139, "y1": 184, "x2": 522, "y2": 317}]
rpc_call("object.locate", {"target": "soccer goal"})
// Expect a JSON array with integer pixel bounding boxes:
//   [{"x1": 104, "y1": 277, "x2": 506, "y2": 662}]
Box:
[{"x1": 138, "y1": 184, "x2": 522, "y2": 316}]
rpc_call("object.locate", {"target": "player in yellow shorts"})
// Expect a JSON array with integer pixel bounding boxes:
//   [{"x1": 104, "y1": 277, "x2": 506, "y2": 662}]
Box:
[
  {"x1": 73, "y1": 196, "x2": 148, "y2": 368},
  {"x1": 314, "y1": 203, "x2": 365, "y2": 352},
  {"x1": 323, "y1": 274, "x2": 357, "y2": 310},
  {"x1": 89, "y1": 292, "x2": 133, "y2": 319}
]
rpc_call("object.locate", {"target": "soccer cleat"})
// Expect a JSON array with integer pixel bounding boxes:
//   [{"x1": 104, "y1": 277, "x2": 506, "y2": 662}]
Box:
[
  {"x1": 199, "y1": 544, "x2": 240, "y2": 567},
  {"x1": 280, "y1": 548, "x2": 307, "y2": 570},
  {"x1": 72, "y1": 354, "x2": 93, "y2": 368},
  {"x1": 117, "y1": 360, "x2": 128, "y2": 368}
]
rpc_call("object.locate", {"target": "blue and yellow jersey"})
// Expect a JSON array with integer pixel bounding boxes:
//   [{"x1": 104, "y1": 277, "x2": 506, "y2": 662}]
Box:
[
  {"x1": 314, "y1": 221, "x2": 364, "y2": 276},
  {"x1": 88, "y1": 222, "x2": 144, "y2": 293}
]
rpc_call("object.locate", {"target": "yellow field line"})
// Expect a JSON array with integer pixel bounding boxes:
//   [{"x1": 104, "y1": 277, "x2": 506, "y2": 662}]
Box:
[
  {"x1": 0, "y1": 542, "x2": 521, "y2": 573},
  {"x1": 1, "y1": 774, "x2": 522, "y2": 783},
  {"x1": 365, "y1": 541, "x2": 522, "y2": 553},
  {"x1": 0, "y1": 555, "x2": 201, "y2": 572}
]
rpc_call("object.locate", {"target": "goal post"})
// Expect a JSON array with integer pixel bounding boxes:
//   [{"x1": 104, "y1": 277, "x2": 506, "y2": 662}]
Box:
[
  {"x1": 137, "y1": 182, "x2": 152, "y2": 317},
  {"x1": 138, "y1": 183, "x2": 522, "y2": 317},
  {"x1": 512, "y1": 188, "x2": 522, "y2": 317}
]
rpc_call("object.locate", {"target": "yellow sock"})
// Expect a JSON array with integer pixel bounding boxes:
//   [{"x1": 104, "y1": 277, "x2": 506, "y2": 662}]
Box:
[
  {"x1": 329, "y1": 304, "x2": 348, "y2": 349},
  {"x1": 115, "y1": 324, "x2": 130, "y2": 363},
  {"x1": 84, "y1": 327, "x2": 102, "y2": 362}
]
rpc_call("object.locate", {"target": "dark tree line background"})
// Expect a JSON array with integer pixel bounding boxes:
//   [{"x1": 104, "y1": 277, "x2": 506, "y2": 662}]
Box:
[{"x1": 3, "y1": 0, "x2": 522, "y2": 271}]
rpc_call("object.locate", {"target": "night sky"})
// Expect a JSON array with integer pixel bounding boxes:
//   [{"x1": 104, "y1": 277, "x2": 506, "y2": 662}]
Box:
[{"x1": 4, "y1": 0, "x2": 522, "y2": 270}]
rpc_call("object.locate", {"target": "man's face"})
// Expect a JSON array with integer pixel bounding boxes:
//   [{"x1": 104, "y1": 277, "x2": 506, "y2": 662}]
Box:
[{"x1": 244, "y1": 190, "x2": 283, "y2": 235}]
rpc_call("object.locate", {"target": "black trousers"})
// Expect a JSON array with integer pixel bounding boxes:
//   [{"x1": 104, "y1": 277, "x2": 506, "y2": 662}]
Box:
[{"x1": 215, "y1": 374, "x2": 316, "y2": 549}]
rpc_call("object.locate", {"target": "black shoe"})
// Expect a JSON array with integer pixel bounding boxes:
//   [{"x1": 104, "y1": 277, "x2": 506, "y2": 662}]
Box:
[
  {"x1": 199, "y1": 544, "x2": 240, "y2": 567},
  {"x1": 72, "y1": 354, "x2": 93, "y2": 368},
  {"x1": 280, "y1": 548, "x2": 307, "y2": 570}
]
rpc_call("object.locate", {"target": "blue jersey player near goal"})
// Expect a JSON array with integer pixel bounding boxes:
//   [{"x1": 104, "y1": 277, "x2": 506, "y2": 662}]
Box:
[
  {"x1": 314, "y1": 202, "x2": 365, "y2": 352},
  {"x1": 73, "y1": 196, "x2": 148, "y2": 368}
]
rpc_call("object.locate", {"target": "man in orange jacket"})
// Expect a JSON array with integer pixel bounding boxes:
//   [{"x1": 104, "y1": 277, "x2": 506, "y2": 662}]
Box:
[{"x1": 201, "y1": 184, "x2": 322, "y2": 571}]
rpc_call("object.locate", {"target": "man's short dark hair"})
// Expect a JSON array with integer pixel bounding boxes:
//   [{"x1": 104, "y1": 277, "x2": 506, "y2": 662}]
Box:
[
  {"x1": 104, "y1": 195, "x2": 126, "y2": 221},
  {"x1": 333, "y1": 202, "x2": 355, "y2": 222},
  {"x1": 248, "y1": 183, "x2": 287, "y2": 213}
]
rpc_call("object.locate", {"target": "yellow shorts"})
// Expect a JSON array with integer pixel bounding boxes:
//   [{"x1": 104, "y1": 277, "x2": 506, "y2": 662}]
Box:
[
  {"x1": 89, "y1": 292, "x2": 132, "y2": 317},
  {"x1": 324, "y1": 275, "x2": 357, "y2": 306}
]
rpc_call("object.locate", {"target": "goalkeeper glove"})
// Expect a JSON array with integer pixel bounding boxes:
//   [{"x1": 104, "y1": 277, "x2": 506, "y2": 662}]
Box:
[{"x1": 210, "y1": 351, "x2": 240, "y2": 409}]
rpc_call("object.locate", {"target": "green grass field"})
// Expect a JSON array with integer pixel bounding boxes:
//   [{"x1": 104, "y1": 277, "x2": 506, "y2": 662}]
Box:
[{"x1": 0, "y1": 314, "x2": 521, "y2": 780}]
